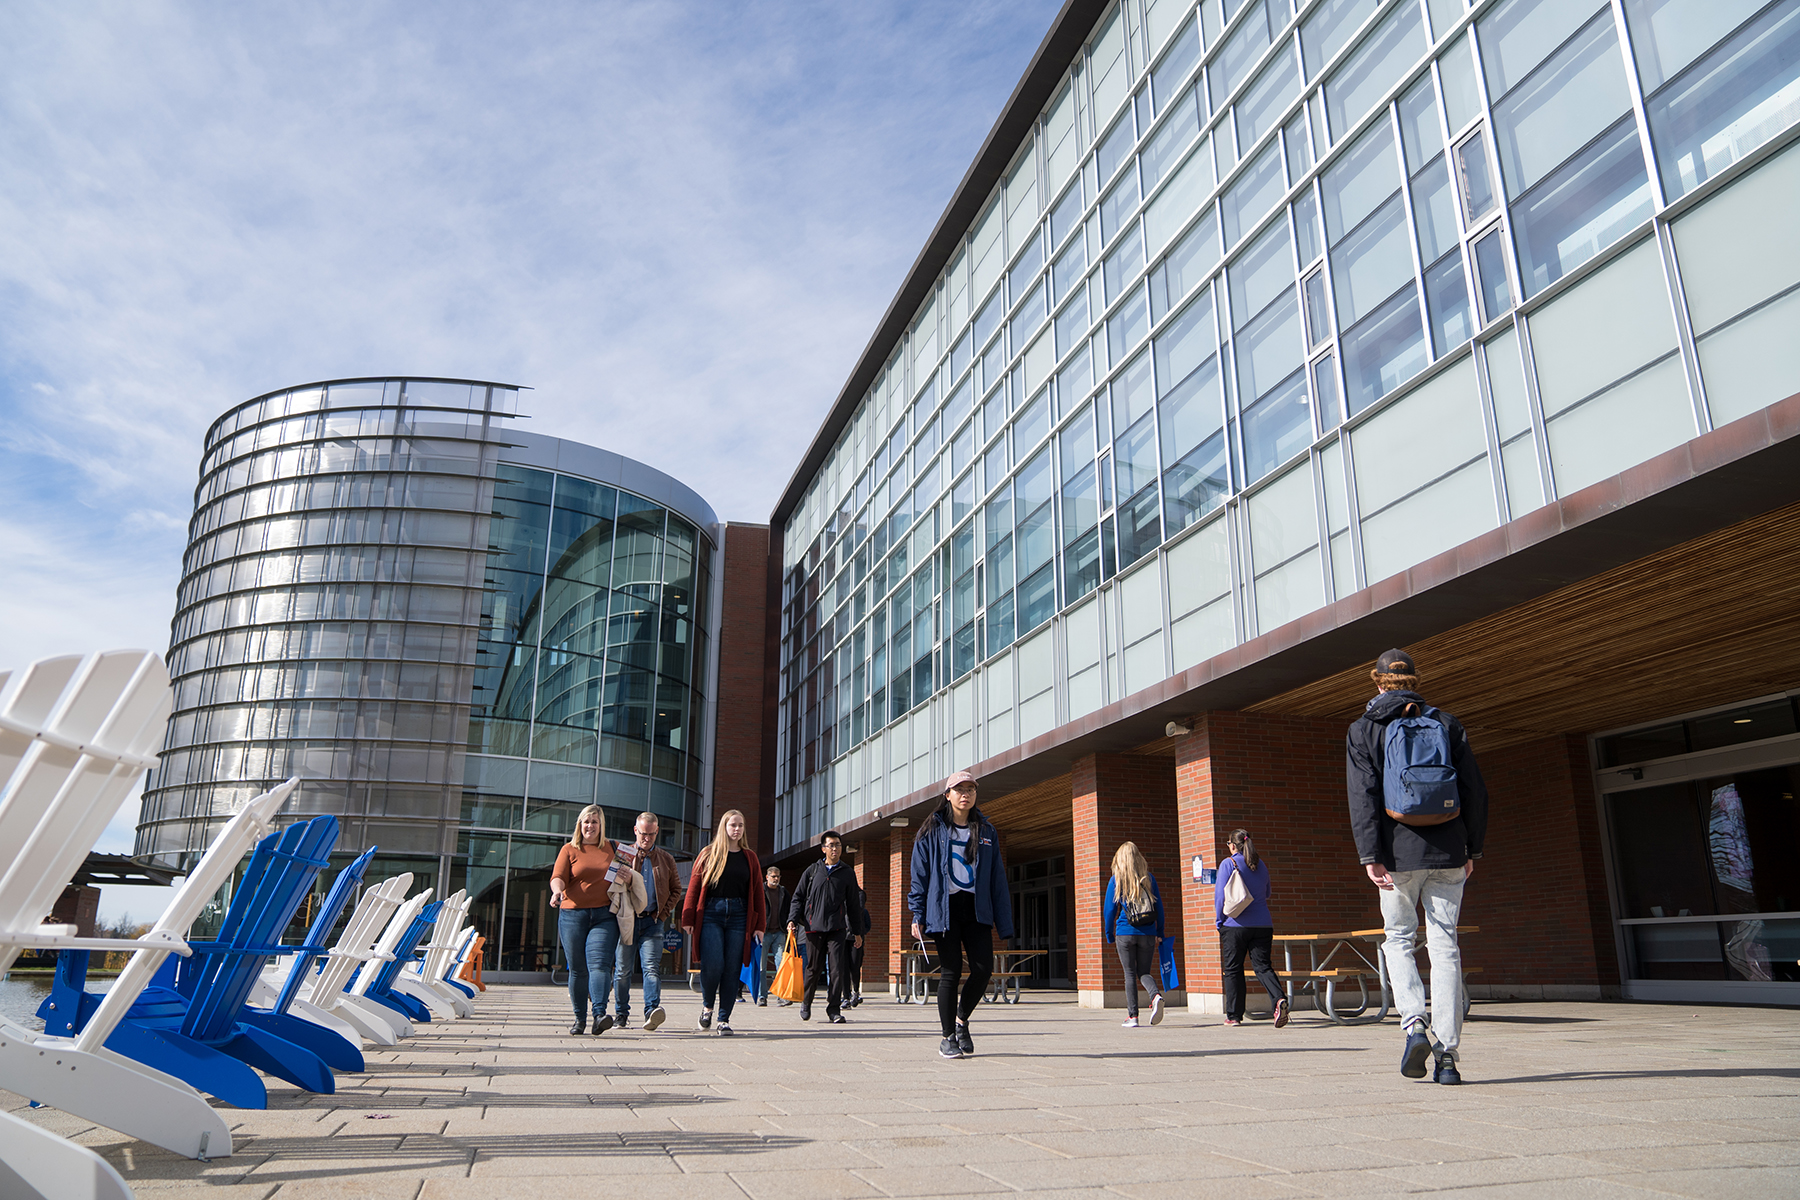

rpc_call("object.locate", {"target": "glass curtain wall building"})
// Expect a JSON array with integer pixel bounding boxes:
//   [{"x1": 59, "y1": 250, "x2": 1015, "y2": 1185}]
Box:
[
  {"x1": 139, "y1": 378, "x2": 721, "y2": 975},
  {"x1": 773, "y1": 0, "x2": 1800, "y2": 852}
]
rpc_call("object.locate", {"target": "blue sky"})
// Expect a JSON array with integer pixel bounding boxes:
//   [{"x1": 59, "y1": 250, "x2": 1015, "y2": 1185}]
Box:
[{"x1": 0, "y1": 0, "x2": 1062, "y2": 924}]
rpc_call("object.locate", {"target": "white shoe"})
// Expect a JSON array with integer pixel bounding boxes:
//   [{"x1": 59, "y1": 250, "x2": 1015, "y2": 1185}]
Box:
[
  {"x1": 1149, "y1": 994, "x2": 1165, "y2": 1025},
  {"x1": 1122, "y1": 1016, "x2": 1140, "y2": 1027}
]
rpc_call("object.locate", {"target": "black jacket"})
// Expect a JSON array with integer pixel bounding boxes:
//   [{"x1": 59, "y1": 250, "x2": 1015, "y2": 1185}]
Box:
[
  {"x1": 1347, "y1": 689, "x2": 1488, "y2": 873},
  {"x1": 788, "y1": 861, "x2": 866, "y2": 935},
  {"x1": 763, "y1": 884, "x2": 788, "y2": 933}
]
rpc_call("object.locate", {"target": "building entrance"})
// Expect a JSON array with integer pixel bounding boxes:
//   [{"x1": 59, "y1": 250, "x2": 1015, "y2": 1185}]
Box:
[
  {"x1": 1008, "y1": 856, "x2": 1070, "y2": 986},
  {"x1": 1596, "y1": 692, "x2": 1800, "y2": 1005}
]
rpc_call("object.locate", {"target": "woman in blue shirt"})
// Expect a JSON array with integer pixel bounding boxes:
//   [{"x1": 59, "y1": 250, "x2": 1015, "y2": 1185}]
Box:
[
  {"x1": 1103, "y1": 842, "x2": 1166, "y2": 1027},
  {"x1": 1215, "y1": 828, "x2": 1288, "y2": 1027}
]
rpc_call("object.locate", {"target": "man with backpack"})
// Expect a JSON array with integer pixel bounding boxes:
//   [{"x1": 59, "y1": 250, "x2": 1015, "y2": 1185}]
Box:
[{"x1": 1346, "y1": 648, "x2": 1488, "y2": 1085}]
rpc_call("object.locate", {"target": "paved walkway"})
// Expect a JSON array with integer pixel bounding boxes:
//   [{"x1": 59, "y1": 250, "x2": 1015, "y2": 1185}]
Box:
[{"x1": 6, "y1": 985, "x2": 1799, "y2": 1198}]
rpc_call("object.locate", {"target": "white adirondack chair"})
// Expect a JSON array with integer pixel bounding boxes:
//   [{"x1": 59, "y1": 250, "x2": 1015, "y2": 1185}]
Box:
[
  {"x1": 248, "y1": 872, "x2": 414, "y2": 1046},
  {"x1": 397, "y1": 888, "x2": 475, "y2": 1018},
  {"x1": 0, "y1": 1107, "x2": 134, "y2": 1200},
  {"x1": 0, "y1": 651, "x2": 290, "y2": 1161},
  {"x1": 340, "y1": 886, "x2": 435, "y2": 1040}
]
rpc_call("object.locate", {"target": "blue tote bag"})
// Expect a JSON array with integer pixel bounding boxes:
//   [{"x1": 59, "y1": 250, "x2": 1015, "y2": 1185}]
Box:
[{"x1": 1158, "y1": 936, "x2": 1180, "y2": 990}]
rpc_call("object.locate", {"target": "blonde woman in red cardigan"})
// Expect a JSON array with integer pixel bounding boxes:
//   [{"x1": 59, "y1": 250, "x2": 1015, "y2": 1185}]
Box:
[{"x1": 680, "y1": 809, "x2": 766, "y2": 1035}]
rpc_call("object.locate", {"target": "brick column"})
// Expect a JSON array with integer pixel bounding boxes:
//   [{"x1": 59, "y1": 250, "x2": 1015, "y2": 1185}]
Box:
[
  {"x1": 853, "y1": 840, "x2": 890, "y2": 997},
  {"x1": 1071, "y1": 752, "x2": 1181, "y2": 1009},
  {"x1": 889, "y1": 825, "x2": 911, "y2": 995},
  {"x1": 1175, "y1": 712, "x2": 1366, "y2": 1013}
]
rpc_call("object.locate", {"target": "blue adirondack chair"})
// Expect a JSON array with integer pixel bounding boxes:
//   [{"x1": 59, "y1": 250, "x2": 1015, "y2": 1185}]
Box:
[
  {"x1": 247, "y1": 845, "x2": 378, "y2": 1069},
  {"x1": 359, "y1": 899, "x2": 445, "y2": 1025},
  {"x1": 43, "y1": 815, "x2": 349, "y2": 1108}
]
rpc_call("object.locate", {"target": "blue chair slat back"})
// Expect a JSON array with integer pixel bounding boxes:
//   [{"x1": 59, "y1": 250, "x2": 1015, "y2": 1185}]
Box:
[
  {"x1": 369, "y1": 899, "x2": 442, "y2": 998},
  {"x1": 179, "y1": 814, "x2": 338, "y2": 1043},
  {"x1": 272, "y1": 846, "x2": 376, "y2": 1016}
]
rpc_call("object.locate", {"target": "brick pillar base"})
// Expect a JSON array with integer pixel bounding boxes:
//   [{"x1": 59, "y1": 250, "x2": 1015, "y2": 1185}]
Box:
[
  {"x1": 1071, "y1": 753, "x2": 1182, "y2": 1009},
  {"x1": 888, "y1": 826, "x2": 911, "y2": 996}
]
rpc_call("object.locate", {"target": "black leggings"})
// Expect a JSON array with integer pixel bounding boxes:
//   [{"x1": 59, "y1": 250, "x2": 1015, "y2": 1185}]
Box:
[
  {"x1": 1220, "y1": 925, "x2": 1285, "y2": 1020},
  {"x1": 931, "y1": 892, "x2": 994, "y2": 1036},
  {"x1": 1115, "y1": 934, "x2": 1160, "y2": 1016}
]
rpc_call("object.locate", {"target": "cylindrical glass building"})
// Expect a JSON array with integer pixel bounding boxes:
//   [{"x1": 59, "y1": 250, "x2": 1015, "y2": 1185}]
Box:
[{"x1": 139, "y1": 377, "x2": 721, "y2": 976}]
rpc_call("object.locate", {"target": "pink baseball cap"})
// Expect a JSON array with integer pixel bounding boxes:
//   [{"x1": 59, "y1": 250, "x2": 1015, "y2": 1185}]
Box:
[{"x1": 944, "y1": 770, "x2": 978, "y2": 792}]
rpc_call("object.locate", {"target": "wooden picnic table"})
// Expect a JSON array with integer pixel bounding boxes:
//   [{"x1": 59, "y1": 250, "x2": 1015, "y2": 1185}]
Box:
[{"x1": 1258, "y1": 926, "x2": 1481, "y2": 1025}]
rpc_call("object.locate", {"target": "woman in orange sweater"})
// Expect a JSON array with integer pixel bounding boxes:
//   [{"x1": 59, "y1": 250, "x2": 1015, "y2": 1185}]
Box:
[
  {"x1": 680, "y1": 809, "x2": 765, "y2": 1035},
  {"x1": 551, "y1": 805, "x2": 621, "y2": 1036}
]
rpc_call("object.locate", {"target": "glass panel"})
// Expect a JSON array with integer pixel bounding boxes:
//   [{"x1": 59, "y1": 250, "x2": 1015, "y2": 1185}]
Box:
[
  {"x1": 1241, "y1": 370, "x2": 1313, "y2": 481},
  {"x1": 1641, "y1": 1, "x2": 1800, "y2": 200},
  {"x1": 1236, "y1": 43, "x2": 1302, "y2": 155},
  {"x1": 1247, "y1": 460, "x2": 1323, "y2": 631},
  {"x1": 1427, "y1": 0, "x2": 1467, "y2": 42},
  {"x1": 1454, "y1": 130, "x2": 1497, "y2": 222},
  {"x1": 1211, "y1": 0, "x2": 1274, "y2": 111},
  {"x1": 1152, "y1": 16, "x2": 1203, "y2": 104},
  {"x1": 1304, "y1": 269, "x2": 1331, "y2": 345},
  {"x1": 1235, "y1": 292, "x2": 1305, "y2": 407},
  {"x1": 1221, "y1": 142, "x2": 1286, "y2": 248},
  {"x1": 1472, "y1": 228, "x2": 1513, "y2": 318},
  {"x1": 1314, "y1": 352, "x2": 1343, "y2": 428},
  {"x1": 1424, "y1": 251, "x2": 1475, "y2": 354},
  {"x1": 1103, "y1": 225, "x2": 1146, "y2": 303},
  {"x1": 1439, "y1": 40, "x2": 1482, "y2": 132},
  {"x1": 1098, "y1": 111, "x2": 1137, "y2": 186},
  {"x1": 1294, "y1": 188, "x2": 1323, "y2": 265},
  {"x1": 1490, "y1": 11, "x2": 1633, "y2": 199},
  {"x1": 1477, "y1": 0, "x2": 1608, "y2": 101},
  {"x1": 1331, "y1": 194, "x2": 1414, "y2": 328},
  {"x1": 1054, "y1": 235, "x2": 1088, "y2": 304},
  {"x1": 1302, "y1": 0, "x2": 1380, "y2": 79},
  {"x1": 1156, "y1": 205, "x2": 1221, "y2": 316},
  {"x1": 1144, "y1": 137, "x2": 1215, "y2": 254},
  {"x1": 1050, "y1": 180, "x2": 1085, "y2": 250},
  {"x1": 1323, "y1": 123, "x2": 1402, "y2": 242},
  {"x1": 1510, "y1": 117, "x2": 1653, "y2": 297},
  {"x1": 1285, "y1": 111, "x2": 1313, "y2": 181},
  {"x1": 1230, "y1": 221, "x2": 1297, "y2": 331},
  {"x1": 1100, "y1": 171, "x2": 1142, "y2": 245},
  {"x1": 1412, "y1": 157, "x2": 1459, "y2": 262},
  {"x1": 1324, "y1": 0, "x2": 1427, "y2": 138},
  {"x1": 1143, "y1": 87, "x2": 1203, "y2": 192},
  {"x1": 1341, "y1": 285, "x2": 1429, "y2": 414},
  {"x1": 1398, "y1": 75, "x2": 1445, "y2": 170},
  {"x1": 1624, "y1": 0, "x2": 1767, "y2": 92}
]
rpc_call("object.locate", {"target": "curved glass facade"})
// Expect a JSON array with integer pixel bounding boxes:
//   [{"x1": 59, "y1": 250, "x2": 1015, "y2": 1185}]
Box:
[
  {"x1": 773, "y1": 0, "x2": 1800, "y2": 850},
  {"x1": 140, "y1": 377, "x2": 719, "y2": 975}
]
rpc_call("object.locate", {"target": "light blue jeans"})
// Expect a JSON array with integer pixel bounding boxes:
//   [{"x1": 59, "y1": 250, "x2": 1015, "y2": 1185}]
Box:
[
  {"x1": 614, "y1": 916, "x2": 663, "y2": 1019},
  {"x1": 557, "y1": 906, "x2": 620, "y2": 1023},
  {"x1": 1380, "y1": 867, "x2": 1467, "y2": 1058}
]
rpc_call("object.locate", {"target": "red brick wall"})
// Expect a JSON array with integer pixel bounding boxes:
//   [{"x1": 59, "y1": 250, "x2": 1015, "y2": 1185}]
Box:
[
  {"x1": 889, "y1": 827, "x2": 910, "y2": 987},
  {"x1": 854, "y1": 846, "x2": 890, "y2": 993},
  {"x1": 715, "y1": 523, "x2": 771, "y2": 853},
  {"x1": 1471, "y1": 734, "x2": 1620, "y2": 994},
  {"x1": 1175, "y1": 713, "x2": 1361, "y2": 1006},
  {"x1": 1071, "y1": 753, "x2": 1181, "y2": 1003},
  {"x1": 1174, "y1": 714, "x2": 1620, "y2": 1006}
]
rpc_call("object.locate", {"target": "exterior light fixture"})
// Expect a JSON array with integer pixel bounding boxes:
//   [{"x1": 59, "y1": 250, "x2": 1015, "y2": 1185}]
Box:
[
  {"x1": 889, "y1": 816, "x2": 910, "y2": 827},
  {"x1": 1166, "y1": 720, "x2": 1193, "y2": 738}
]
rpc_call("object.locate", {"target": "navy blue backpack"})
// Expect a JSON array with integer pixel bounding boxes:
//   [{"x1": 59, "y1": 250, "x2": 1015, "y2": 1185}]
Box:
[{"x1": 1382, "y1": 703, "x2": 1461, "y2": 825}]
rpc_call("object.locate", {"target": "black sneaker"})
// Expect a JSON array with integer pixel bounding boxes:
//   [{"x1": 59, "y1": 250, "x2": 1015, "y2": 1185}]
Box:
[
  {"x1": 757, "y1": 998, "x2": 768, "y2": 1006},
  {"x1": 718, "y1": 1022, "x2": 734, "y2": 1036},
  {"x1": 800, "y1": 1005, "x2": 812, "y2": 1021},
  {"x1": 643, "y1": 1006, "x2": 666, "y2": 1032},
  {"x1": 938, "y1": 1036, "x2": 964, "y2": 1059},
  {"x1": 697, "y1": 1009, "x2": 712, "y2": 1031},
  {"x1": 569, "y1": 1019, "x2": 586, "y2": 1035},
  {"x1": 1434, "y1": 1055, "x2": 1462, "y2": 1085},
  {"x1": 615, "y1": 1014, "x2": 631, "y2": 1030},
  {"x1": 1401, "y1": 1028, "x2": 1431, "y2": 1079},
  {"x1": 592, "y1": 1014, "x2": 614, "y2": 1036},
  {"x1": 829, "y1": 1012, "x2": 847, "y2": 1024},
  {"x1": 956, "y1": 1022, "x2": 974, "y2": 1056}
]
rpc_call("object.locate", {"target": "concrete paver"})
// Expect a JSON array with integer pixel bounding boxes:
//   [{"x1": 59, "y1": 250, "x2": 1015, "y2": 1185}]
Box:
[{"x1": 3, "y1": 984, "x2": 1797, "y2": 1197}]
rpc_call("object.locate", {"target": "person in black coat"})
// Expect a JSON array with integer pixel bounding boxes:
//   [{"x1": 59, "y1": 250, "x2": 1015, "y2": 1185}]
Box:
[
  {"x1": 787, "y1": 830, "x2": 865, "y2": 1023},
  {"x1": 758, "y1": 866, "x2": 788, "y2": 1006}
]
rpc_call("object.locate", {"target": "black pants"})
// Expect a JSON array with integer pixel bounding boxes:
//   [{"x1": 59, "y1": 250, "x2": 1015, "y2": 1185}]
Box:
[
  {"x1": 804, "y1": 930, "x2": 851, "y2": 1015},
  {"x1": 1220, "y1": 925, "x2": 1284, "y2": 1020},
  {"x1": 1115, "y1": 934, "x2": 1160, "y2": 1017},
  {"x1": 931, "y1": 892, "x2": 994, "y2": 1037}
]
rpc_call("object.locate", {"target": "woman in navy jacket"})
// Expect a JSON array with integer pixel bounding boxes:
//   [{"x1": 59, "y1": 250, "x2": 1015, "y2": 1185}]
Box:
[
  {"x1": 1103, "y1": 841, "x2": 1166, "y2": 1027},
  {"x1": 908, "y1": 769, "x2": 1014, "y2": 1060},
  {"x1": 1215, "y1": 828, "x2": 1288, "y2": 1027}
]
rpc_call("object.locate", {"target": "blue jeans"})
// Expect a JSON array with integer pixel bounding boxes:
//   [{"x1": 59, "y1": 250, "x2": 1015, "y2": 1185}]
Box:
[
  {"x1": 699, "y1": 897, "x2": 747, "y2": 1020},
  {"x1": 558, "y1": 906, "x2": 620, "y2": 1022},
  {"x1": 614, "y1": 916, "x2": 664, "y2": 1018}
]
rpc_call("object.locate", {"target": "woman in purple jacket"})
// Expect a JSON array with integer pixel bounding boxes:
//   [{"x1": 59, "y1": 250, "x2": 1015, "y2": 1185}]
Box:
[{"x1": 1215, "y1": 829, "x2": 1288, "y2": 1028}]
